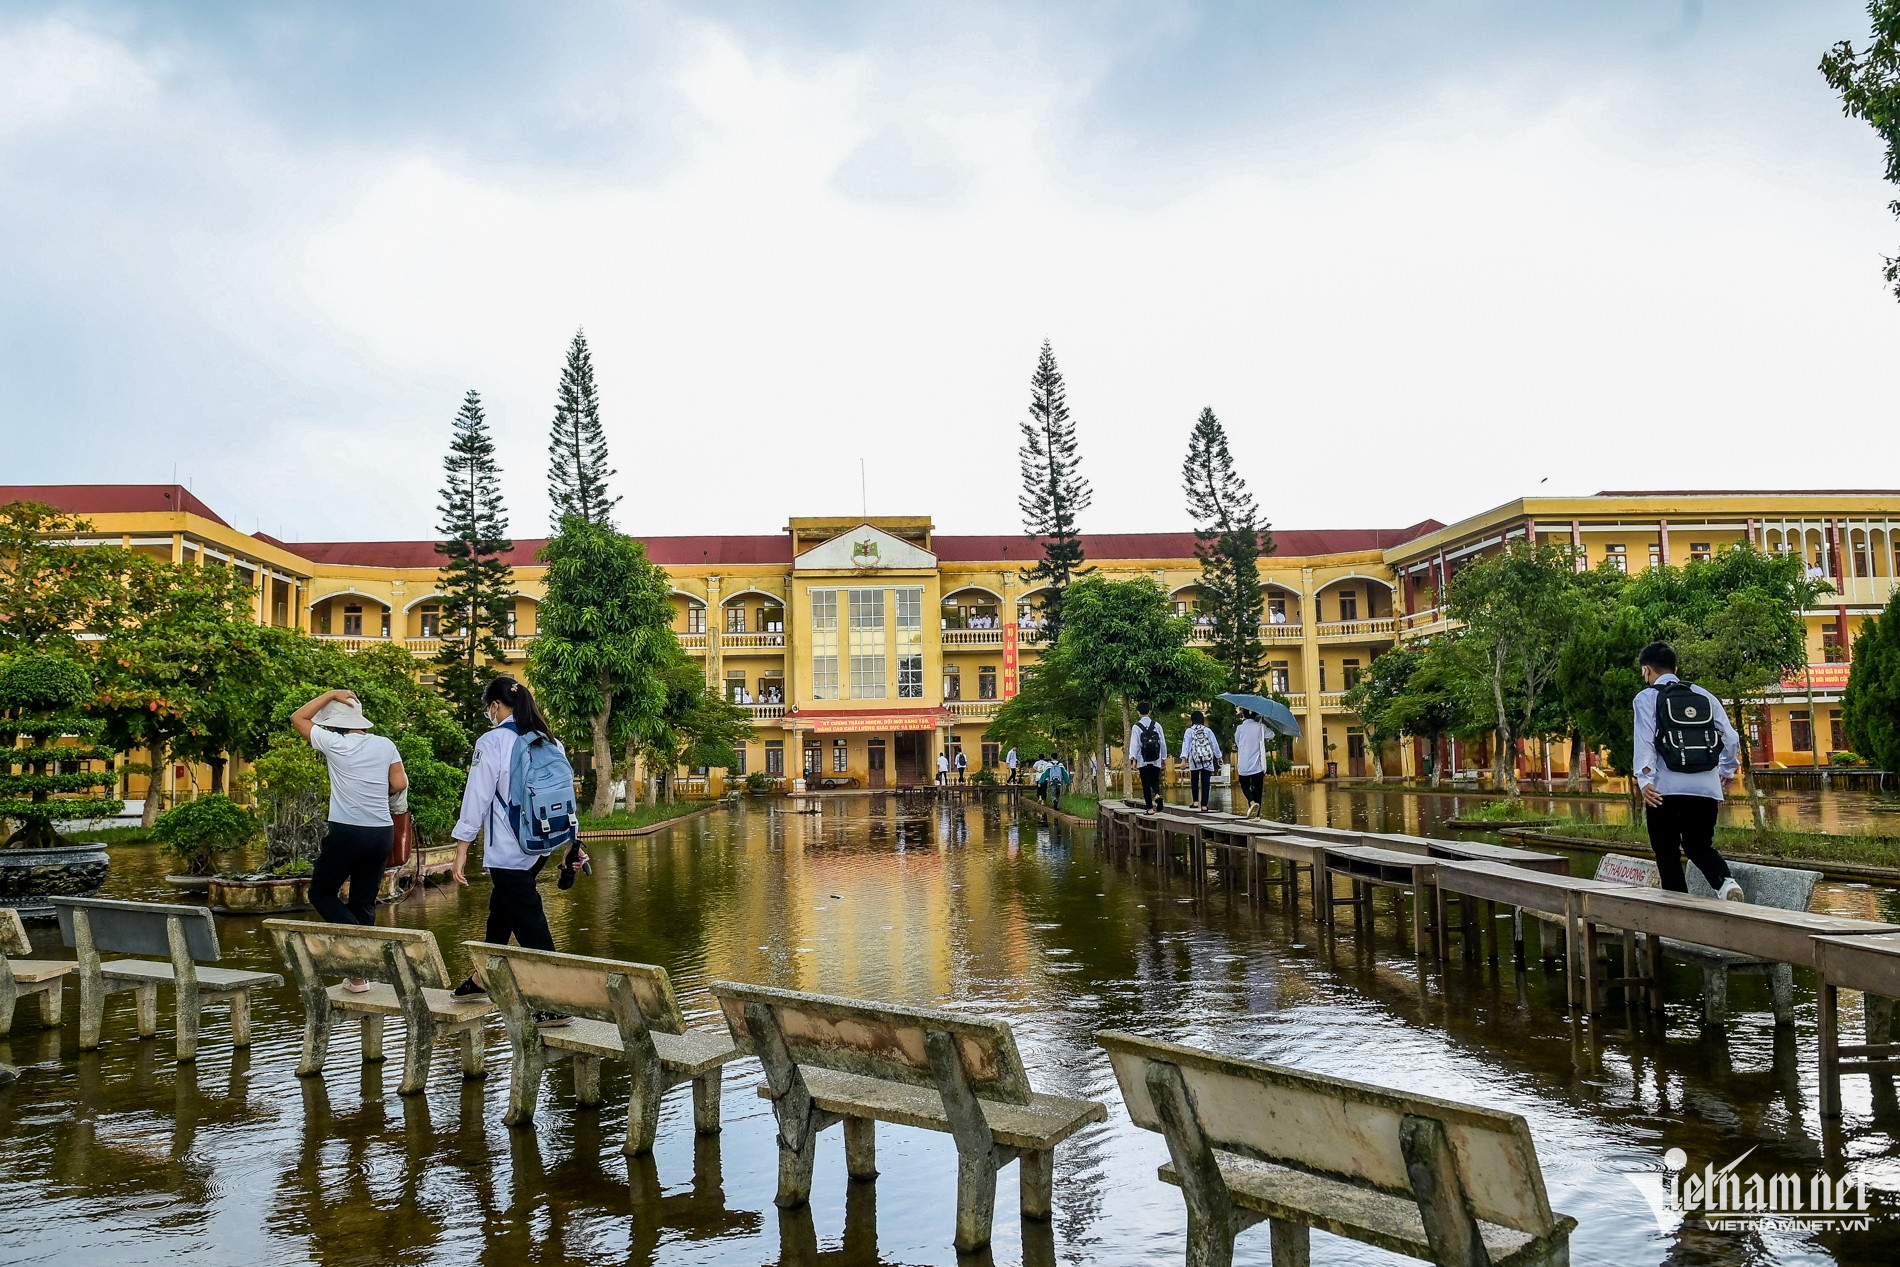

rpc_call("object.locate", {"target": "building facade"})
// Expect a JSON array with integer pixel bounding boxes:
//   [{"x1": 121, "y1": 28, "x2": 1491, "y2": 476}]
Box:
[{"x1": 8, "y1": 484, "x2": 1895, "y2": 801}]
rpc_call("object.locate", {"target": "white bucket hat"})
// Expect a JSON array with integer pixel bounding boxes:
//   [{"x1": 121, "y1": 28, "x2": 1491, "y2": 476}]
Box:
[{"x1": 311, "y1": 699, "x2": 374, "y2": 731}]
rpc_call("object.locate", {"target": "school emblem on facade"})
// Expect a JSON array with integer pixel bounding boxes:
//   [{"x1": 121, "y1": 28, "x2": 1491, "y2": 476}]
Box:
[{"x1": 851, "y1": 539, "x2": 881, "y2": 568}]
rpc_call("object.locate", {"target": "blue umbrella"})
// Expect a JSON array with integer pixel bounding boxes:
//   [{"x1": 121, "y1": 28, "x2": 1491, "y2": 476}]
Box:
[{"x1": 1216, "y1": 693, "x2": 1303, "y2": 739}]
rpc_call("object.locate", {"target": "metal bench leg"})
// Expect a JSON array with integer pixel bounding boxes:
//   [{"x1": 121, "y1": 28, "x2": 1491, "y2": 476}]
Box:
[
  {"x1": 844, "y1": 1116, "x2": 877, "y2": 1178},
  {"x1": 1770, "y1": 964, "x2": 1795, "y2": 1028},
  {"x1": 1269, "y1": 1219, "x2": 1311, "y2": 1267},
  {"x1": 1020, "y1": 1148, "x2": 1053, "y2": 1220},
  {"x1": 692, "y1": 1070, "x2": 722, "y2": 1134}
]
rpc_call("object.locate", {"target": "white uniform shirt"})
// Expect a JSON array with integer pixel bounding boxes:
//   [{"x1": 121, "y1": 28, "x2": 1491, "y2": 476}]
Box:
[
  {"x1": 308, "y1": 728, "x2": 402, "y2": 827},
  {"x1": 1128, "y1": 717, "x2": 1168, "y2": 768},
  {"x1": 452, "y1": 721, "x2": 565, "y2": 872},
  {"x1": 1631, "y1": 674, "x2": 1739, "y2": 801},
  {"x1": 1006, "y1": 749, "x2": 1018, "y2": 769},
  {"x1": 1234, "y1": 718, "x2": 1269, "y2": 776},
  {"x1": 1179, "y1": 724, "x2": 1223, "y2": 771}
]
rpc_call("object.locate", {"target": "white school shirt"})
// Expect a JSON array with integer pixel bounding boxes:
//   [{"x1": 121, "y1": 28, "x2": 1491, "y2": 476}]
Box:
[
  {"x1": 1129, "y1": 718, "x2": 1167, "y2": 768},
  {"x1": 1234, "y1": 718, "x2": 1270, "y2": 777},
  {"x1": 1005, "y1": 749, "x2": 1018, "y2": 769},
  {"x1": 308, "y1": 727, "x2": 402, "y2": 827},
  {"x1": 451, "y1": 721, "x2": 565, "y2": 872},
  {"x1": 1179, "y1": 724, "x2": 1223, "y2": 771},
  {"x1": 1631, "y1": 674, "x2": 1739, "y2": 801}
]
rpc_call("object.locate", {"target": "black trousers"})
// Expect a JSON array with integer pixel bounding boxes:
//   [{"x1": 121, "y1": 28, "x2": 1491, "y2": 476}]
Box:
[
  {"x1": 311, "y1": 821, "x2": 392, "y2": 925},
  {"x1": 1138, "y1": 764, "x2": 1164, "y2": 808},
  {"x1": 1239, "y1": 771, "x2": 1265, "y2": 807},
  {"x1": 1189, "y1": 768, "x2": 1213, "y2": 805},
  {"x1": 1645, "y1": 794, "x2": 1731, "y2": 893},
  {"x1": 486, "y1": 858, "x2": 556, "y2": 952}
]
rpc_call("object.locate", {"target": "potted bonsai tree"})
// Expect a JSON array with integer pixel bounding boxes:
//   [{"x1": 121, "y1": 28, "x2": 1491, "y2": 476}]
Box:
[
  {"x1": 153, "y1": 793, "x2": 259, "y2": 892},
  {"x1": 209, "y1": 740, "x2": 326, "y2": 914},
  {"x1": 0, "y1": 652, "x2": 122, "y2": 912}
]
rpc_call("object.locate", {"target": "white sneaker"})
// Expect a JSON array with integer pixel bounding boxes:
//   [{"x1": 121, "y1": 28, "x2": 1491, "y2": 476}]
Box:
[{"x1": 1717, "y1": 879, "x2": 1746, "y2": 903}]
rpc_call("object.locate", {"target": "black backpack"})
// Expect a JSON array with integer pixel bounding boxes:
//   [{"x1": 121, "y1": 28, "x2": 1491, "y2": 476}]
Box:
[
  {"x1": 1651, "y1": 681, "x2": 1723, "y2": 774},
  {"x1": 1138, "y1": 719, "x2": 1164, "y2": 763}
]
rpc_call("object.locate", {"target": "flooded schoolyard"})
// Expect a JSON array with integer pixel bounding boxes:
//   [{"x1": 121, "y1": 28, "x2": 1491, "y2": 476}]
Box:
[{"x1": 3, "y1": 791, "x2": 1899, "y2": 1266}]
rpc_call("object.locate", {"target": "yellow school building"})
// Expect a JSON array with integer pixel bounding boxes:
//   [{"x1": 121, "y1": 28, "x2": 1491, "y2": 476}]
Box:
[{"x1": 9, "y1": 484, "x2": 1896, "y2": 803}]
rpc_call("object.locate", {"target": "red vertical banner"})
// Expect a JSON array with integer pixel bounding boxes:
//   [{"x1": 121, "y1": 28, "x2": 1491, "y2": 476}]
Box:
[{"x1": 1002, "y1": 622, "x2": 1018, "y2": 698}]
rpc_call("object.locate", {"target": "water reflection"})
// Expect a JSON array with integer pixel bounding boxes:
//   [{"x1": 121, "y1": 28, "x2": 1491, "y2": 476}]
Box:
[{"x1": 1, "y1": 795, "x2": 1897, "y2": 1264}]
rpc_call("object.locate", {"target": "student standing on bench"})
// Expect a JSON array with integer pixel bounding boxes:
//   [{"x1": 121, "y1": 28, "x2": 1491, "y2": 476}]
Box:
[
  {"x1": 1632, "y1": 641, "x2": 1745, "y2": 900},
  {"x1": 291, "y1": 689, "x2": 407, "y2": 929}
]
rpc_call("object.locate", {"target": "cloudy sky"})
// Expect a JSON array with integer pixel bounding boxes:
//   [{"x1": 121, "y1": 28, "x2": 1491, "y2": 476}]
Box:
[{"x1": 3, "y1": 1, "x2": 1897, "y2": 543}]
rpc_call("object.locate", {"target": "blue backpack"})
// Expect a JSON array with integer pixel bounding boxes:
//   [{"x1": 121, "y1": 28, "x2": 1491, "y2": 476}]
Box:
[{"x1": 494, "y1": 722, "x2": 580, "y2": 856}]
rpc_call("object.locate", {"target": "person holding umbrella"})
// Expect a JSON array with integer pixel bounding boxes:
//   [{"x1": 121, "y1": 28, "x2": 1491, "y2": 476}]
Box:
[{"x1": 1233, "y1": 707, "x2": 1270, "y2": 819}]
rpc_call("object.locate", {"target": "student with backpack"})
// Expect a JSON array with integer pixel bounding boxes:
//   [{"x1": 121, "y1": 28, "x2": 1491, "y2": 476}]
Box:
[
  {"x1": 955, "y1": 748, "x2": 968, "y2": 784},
  {"x1": 1129, "y1": 701, "x2": 1168, "y2": 813},
  {"x1": 449, "y1": 677, "x2": 588, "y2": 1013},
  {"x1": 1632, "y1": 641, "x2": 1745, "y2": 900},
  {"x1": 1179, "y1": 710, "x2": 1223, "y2": 811},
  {"x1": 1233, "y1": 708, "x2": 1270, "y2": 819}
]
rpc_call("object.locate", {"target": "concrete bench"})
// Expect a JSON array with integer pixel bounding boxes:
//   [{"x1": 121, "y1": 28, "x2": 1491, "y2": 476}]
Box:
[
  {"x1": 1812, "y1": 931, "x2": 1900, "y2": 1117},
  {"x1": 52, "y1": 895, "x2": 282, "y2": 1062},
  {"x1": 472, "y1": 942, "x2": 740, "y2": 1160},
  {"x1": 266, "y1": 920, "x2": 494, "y2": 1095},
  {"x1": 711, "y1": 980, "x2": 1106, "y2": 1253},
  {"x1": 1, "y1": 907, "x2": 71, "y2": 1032},
  {"x1": 1098, "y1": 1030, "x2": 1575, "y2": 1267},
  {"x1": 1549, "y1": 853, "x2": 1822, "y2": 1024}
]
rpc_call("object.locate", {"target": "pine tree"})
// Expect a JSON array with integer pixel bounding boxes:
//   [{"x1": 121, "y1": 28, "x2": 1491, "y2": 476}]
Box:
[
  {"x1": 547, "y1": 329, "x2": 621, "y2": 529},
  {"x1": 434, "y1": 390, "x2": 515, "y2": 736},
  {"x1": 1017, "y1": 339, "x2": 1092, "y2": 638},
  {"x1": 1182, "y1": 406, "x2": 1272, "y2": 692}
]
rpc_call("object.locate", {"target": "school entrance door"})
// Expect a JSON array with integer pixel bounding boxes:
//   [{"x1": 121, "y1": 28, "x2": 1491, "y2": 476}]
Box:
[
  {"x1": 1346, "y1": 731, "x2": 1367, "y2": 778},
  {"x1": 894, "y1": 733, "x2": 926, "y2": 785},
  {"x1": 867, "y1": 739, "x2": 887, "y2": 789}
]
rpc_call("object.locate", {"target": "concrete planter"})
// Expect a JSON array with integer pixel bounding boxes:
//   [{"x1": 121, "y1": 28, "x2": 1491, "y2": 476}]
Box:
[
  {"x1": 165, "y1": 875, "x2": 214, "y2": 893},
  {"x1": 0, "y1": 841, "x2": 111, "y2": 914},
  {"x1": 208, "y1": 875, "x2": 312, "y2": 915}
]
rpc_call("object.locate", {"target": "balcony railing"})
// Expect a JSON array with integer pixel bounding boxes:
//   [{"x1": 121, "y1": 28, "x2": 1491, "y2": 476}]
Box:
[
  {"x1": 723, "y1": 632, "x2": 786, "y2": 650},
  {"x1": 1018, "y1": 627, "x2": 1049, "y2": 645},
  {"x1": 1317, "y1": 691, "x2": 1349, "y2": 709},
  {"x1": 740, "y1": 703, "x2": 786, "y2": 720},
  {"x1": 944, "y1": 700, "x2": 1002, "y2": 719},
  {"x1": 941, "y1": 629, "x2": 1005, "y2": 647},
  {"x1": 1260, "y1": 622, "x2": 1303, "y2": 642},
  {"x1": 314, "y1": 634, "x2": 385, "y2": 652},
  {"x1": 1280, "y1": 692, "x2": 1307, "y2": 708},
  {"x1": 678, "y1": 632, "x2": 708, "y2": 651},
  {"x1": 1316, "y1": 618, "x2": 1396, "y2": 641}
]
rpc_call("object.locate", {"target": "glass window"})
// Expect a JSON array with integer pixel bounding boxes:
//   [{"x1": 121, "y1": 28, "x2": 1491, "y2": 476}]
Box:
[
  {"x1": 803, "y1": 741, "x2": 821, "y2": 776},
  {"x1": 942, "y1": 664, "x2": 962, "y2": 700},
  {"x1": 343, "y1": 603, "x2": 363, "y2": 637},
  {"x1": 1267, "y1": 596, "x2": 1288, "y2": 623},
  {"x1": 1605, "y1": 544, "x2": 1627, "y2": 573},
  {"x1": 978, "y1": 666, "x2": 997, "y2": 700},
  {"x1": 1690, "y1": 543, "x2": 1713, "y2": 563},
  {"x1": 849, "y1": 588, "x2": 887, "y2": 699},
  {"x1": 1337, "y1": 591, "x2": 1358, "y2": 622},
  {"x1": 1269, "y1": 661, "x2": 1290, "y2": 693},
  {"x1": 1648, "y1": 543, "x2": 1662, "y2": 569},
  {"x1": 725, "y1": 670, "x2": 747, "y2": 703},
  {"x1": 504, "y1": 605, "x2": 517, "y2": 637},
  {"x1": 1319, "y1": 662, "x2": 1327, "y2": 692},
  {"x1": 1831, "y1": 709, "x2": 1847, "y2": 753},
  {"x1": 895, "y1": 588, "x2": 922, "y2": 698},
  {"x1": 419, "y1": 604, "x2": 440, "y2": 638},
  {"x1": 1790, "y1": 710, "x2": 1813, "y2": 754},
  {"x1": 764, "y1": 741, "x2": 783, "y2": 775},
  {"x1": 761, "y1": 605, "x2": 784, "y2": 633},
  {"x1": 687, "y1": 604, "x2": 705, "y2": 634},
  {"x1": 759, "y1": 675, "x2": 784, "y2": 705},
  {"x1": 726, "y1": 605, "x2": 747, "y2": 633},
  {"x1": 732, "y1": 747, "x2": 747, "y2": 774},
  {"x1": 318, "y1": 606, "x2": 332, "y2": 635},
  {"x1": 833, "y1": 738, "x2": 849, "y2": 773},
  {"x1": 1342, "y1": 658, "x2": 1362, "y2": 690},
  {"x1": 810, "y1": 590, "x2": 839, "y2": 700},
  {"x1": 981, "y1": 742, "x2": 1000, "y2": 769}
]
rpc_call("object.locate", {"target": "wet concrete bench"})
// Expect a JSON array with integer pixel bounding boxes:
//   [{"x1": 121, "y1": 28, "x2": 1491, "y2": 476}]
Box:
[
  {"x1": 1, "y1": 907, "x2": 71, "y2": 1032},
  {"x1": 472, "y1": 943, "x2": 739, "y2": 1160},
  {"x1": 1098, "y1": 1030, "x2": 1576, "y2": 1267},
  {"x1": 52, "y1": 896, "x2": 282, "y2": 1062},
  {"x1": 267, "y1": 920, "x2": 494, "y2": 1095},
  {"x1": 1430, "y1": 861, "x2": 1632, "y2": 1007},
  {"x1": 1812, "y1": 931, "x2": 1900, "y2": 1117},
  {"x1": 1323, "y1": 845, "x2": 1443, "y2": 952},
  {"x1": 710, "y1": 980, "x2": 1107, "y2": 1253}
]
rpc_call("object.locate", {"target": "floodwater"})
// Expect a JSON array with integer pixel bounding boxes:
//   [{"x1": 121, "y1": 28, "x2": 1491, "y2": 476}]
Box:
[{"x1": 3, "y1": 792, "x2": 1899, "y2": 1267}]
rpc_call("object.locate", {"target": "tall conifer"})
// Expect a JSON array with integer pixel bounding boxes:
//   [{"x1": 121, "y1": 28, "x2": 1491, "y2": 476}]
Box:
[
  {"x1": 1017, "y1": 339, "x2": 1092, "y2": 638},
  {"x1": 547, "y1": 329, "x2": 620, "y2": 529},
  {"x1": 435, "y1": 390, "x2": 515, "y2": 735},
  {"x1": 1182, "y1": 406, "x2": 1272, "y2": 692}
]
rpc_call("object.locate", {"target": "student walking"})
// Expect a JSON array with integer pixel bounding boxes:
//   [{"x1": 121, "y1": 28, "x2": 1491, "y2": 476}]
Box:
[
  {"x1": 1233, "y1": 708, "x2": 1270, "y2": 819},
  {"x1": 1633, "y1": 641, "x2": 1745, "y2": 900},
  {"x1": 292, "y1": 689, "x2": 407, "y2": 933},
  {"x1": 449, "y1": 677, "x2": 588, "y2": 1014},
  {"x1": 1129, "y1": 701, "x2": 1168, "y2": 813},
  {"x1": 955, "y1": 748, "x2": 968, "y2": 784},
  {"x1": 936, "y1": 751, "x2": 950, "y2": 786},
  {"x1": 1180, "y1": 710, "x2": 1223, "y2": 811},
  {"x1": 1005, "y1": 747, "x2": 1019, "y2": 784}
]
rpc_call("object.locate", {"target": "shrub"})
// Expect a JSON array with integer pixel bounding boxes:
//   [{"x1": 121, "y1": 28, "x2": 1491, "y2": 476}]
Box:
[
  {"x1": 0, "y1": 651, "x2": 121, "y2": 848},
  {"x1": 744, "y1": 770, "x2": 772, "y2": 793},
  {"x1": 1830, "y1": 751, "x2": 1865, "y2": 766},
  {"x1": 969, "y1": 766, "x2": 999, "y2": 785},
  {"x1": 152, "y1": 794, "x2": 258, "y2": 875},
  {"x1": 1262, "y1": 755, "x2": 1293, "y2": 776}
]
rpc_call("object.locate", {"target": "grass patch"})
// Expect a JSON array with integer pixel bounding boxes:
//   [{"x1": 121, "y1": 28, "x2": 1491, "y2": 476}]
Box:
[
  {"x1": 580, "y1": 802, "x2": 718, "y2": 833},
  {"x1": 1458, "y1": 799, "x2": 1556, "y2": 823},
  {"x1": 55, "y1": 826, "x2": 155, "y2": 845},
  {"x1": 1055, "y1": 793, "x2": 1100, "y2": 820},
  {"x1": 1521, "y1": 819, "x2": 1900, "y2": 869}
]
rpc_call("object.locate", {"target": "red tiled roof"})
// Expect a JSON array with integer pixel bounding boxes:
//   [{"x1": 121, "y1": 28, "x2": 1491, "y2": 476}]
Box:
[
  {"x1": 278, "y1": 534, "x2": 794, "y2": 569},
  {"x1": 934, "y1": 523, "x2": 1443, "y2": 562},
  {"x1": 0, "y1": 484, "x2": 231, "y2": 528}
]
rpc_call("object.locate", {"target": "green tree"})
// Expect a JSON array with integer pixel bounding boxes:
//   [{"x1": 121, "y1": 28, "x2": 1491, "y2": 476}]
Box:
[
  {"x1": 434, "y1": 389, "x2": 516, "y2": 735},
  {"x1": 1845, "y1": 587, "x2": 1900, "y2": 771},
  {"x1": 1380, "y1": 639, "x2": 1477, "y2": 787},
  {"x1": 528, "y1": 519, "x2": 673, "y2": 815},
  {"x1": 0, "y1": 501, "x2": 136, "y2": 652},
  {"x1": 0, "y1": 652, "x2": 121, "y2": 848},
  {"x1": 1822, "y1": 1, "x2": 1900, "y2": 299},
  {"x1": 984, "y1": 642, "x2": 1102, "y2": 778},
  {"x1": 1340, "y1": 643, "x2": 1420, "y2": 779},
  {"x1": 547, "y1": 329, "x2": 620, "y2": 528},
  {"x1": 1181, "y1": 405, "x2": 1271, "y2": 695},
  {"x1": 1444, "y1": 540, "x2": 1580, "y2": 792},
  {"x1": 1017, "y1": 339, "x2": 1092, "y2": 638},
  {"x1": 626, "y1": 648, "x2": 753, "y2": 802},
  {"x1": 151, "y1": 793, "x2": 257, "y2": 876}
]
